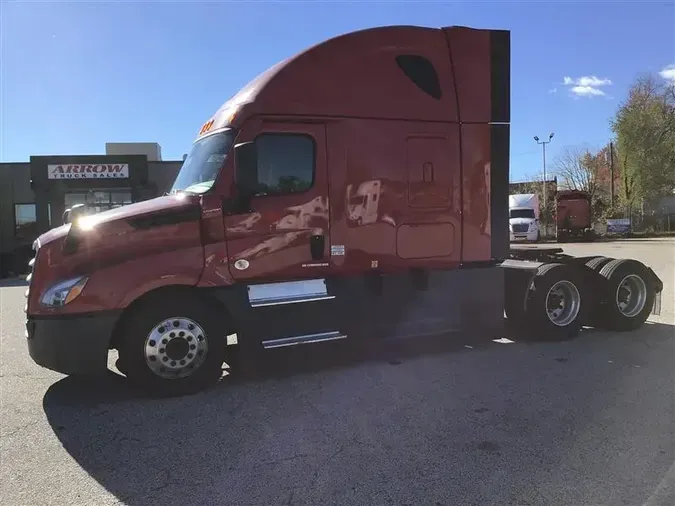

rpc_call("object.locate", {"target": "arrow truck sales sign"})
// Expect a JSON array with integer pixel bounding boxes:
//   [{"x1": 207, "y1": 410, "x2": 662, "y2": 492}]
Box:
[{"x1": 47, "y1": 163, "x2": 130, "y2": 179}]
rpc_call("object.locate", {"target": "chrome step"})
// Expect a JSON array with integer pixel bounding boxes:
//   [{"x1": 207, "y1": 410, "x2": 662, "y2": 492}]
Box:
[
  {"x1": 248, "y1": 278, "x2": 335, "y2": 308},
  {"x1": 262, "y1": 331, "x2": 347, "y2": 349},
  {"x1": 251, "y1": 294, "x2": 335, "y2": 308}
]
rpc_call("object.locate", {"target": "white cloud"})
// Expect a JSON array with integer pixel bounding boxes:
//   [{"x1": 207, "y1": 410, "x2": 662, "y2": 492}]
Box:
[
  {"x1": 659, "y1": 64, "x2": 675, "y2": 82},
  {"x1": 561, "y1": 75, "x2": 613, "y2": 98},
  {"x1": 571, "y1": 85, "x2": 605, "y2": 96},
  {"x1": 577, "y1": 76, "x2": 612, "y2": 87},
  {"x1": 549, "y1": 87, "x2": 558, "y2": 93}
]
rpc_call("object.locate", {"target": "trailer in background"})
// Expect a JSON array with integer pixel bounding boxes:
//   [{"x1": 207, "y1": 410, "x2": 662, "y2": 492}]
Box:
[{"x1": 556, "y1": 190, "x2": 595, "y2": 242}]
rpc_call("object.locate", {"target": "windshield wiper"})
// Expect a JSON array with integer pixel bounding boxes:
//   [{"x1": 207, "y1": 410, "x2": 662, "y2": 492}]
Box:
[
  {"x1": 164, "y1": 189, "x2": 188, "y2": 196},
  {"x1": 182, "y1": 181, "x2": 215, "y2": 194}
]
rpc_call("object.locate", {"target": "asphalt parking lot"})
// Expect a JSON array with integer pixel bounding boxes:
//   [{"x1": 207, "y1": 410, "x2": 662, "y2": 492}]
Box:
[{"x1": 1, "y1": 239, "x2": 673, "y2": 506}]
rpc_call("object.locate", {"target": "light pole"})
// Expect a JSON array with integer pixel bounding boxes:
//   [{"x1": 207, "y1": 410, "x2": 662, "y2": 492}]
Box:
[{"x1": 534, "y1": 132, "x2": 554, "y2": 230}]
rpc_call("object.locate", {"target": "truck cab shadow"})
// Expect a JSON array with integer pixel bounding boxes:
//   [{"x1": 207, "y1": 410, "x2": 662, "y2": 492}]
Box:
[
  {"x1": 43, "y1": 319, "x2": 588, "y2": 406},
  {"x1": 48, "y1": 319, "x2": 575, "y2": 402},
  {"x1": 47, "y1": 327, "x2": 514, "y2": 403},
  {"x1": 42, "y1": 321, "x2": 664, "y2": 506}
]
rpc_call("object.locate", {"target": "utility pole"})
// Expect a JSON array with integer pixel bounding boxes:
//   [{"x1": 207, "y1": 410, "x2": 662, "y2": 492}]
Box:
[
  {"x1": 534, "y1": 133, "x2": 554, "y2": 231},
  {"x1": 609, "y1": 141, "x2": 615, "y2": 206}
]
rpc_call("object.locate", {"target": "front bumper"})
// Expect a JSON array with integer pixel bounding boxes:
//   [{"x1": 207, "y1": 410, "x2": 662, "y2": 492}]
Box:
[
  {"x1": 26, "y1": 311, "x2": 122, "y2": 376},
  {"x1": 510, "y1": 231, "x2": 538, "y2": 241}
]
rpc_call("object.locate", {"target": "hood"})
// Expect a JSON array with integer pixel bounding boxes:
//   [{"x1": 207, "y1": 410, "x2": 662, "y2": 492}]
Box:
[
  {"x1": 37, "y1": 194, "x2": 198, "y2": 248},
  {"x1": 34, "y1": 193, "x2": 204, "y2": 280},
  {"x1": 28, "y1": 194, "x2": 206, "y2": 313},
  {"x1": 37, "y1": 223, "x2": 71, "y2": 248},
  {"x1": 80, "y1": 194, "x2": 198, "y2": 228},
  {"x1": 509, "y1": 217, "x2": 536, "y2": 225}
]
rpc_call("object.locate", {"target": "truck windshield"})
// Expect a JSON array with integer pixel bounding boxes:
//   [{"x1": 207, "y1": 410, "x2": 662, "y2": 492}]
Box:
[
  {"x1": 170, "y1": 130, "x2": 234, "y2": 194},
  {"x1": 510, "y1": 208, "x2": 536, "y2": 219}
]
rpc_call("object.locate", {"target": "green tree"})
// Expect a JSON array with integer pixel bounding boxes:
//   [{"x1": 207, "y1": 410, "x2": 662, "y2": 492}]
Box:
[{"x1": 611, "y1": 75, "x2": 675, "y2": 207}]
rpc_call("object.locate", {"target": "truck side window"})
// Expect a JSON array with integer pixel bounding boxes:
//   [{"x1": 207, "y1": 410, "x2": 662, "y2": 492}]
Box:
[
  {"x1": 395, "y1": 54, "x2": 442, "y2": 100},
  {"x1": 255, "y1": 133, "x2": 315, "y2": 195}
]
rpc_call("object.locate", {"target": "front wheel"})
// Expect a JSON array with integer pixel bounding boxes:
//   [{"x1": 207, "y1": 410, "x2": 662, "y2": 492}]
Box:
[{"x1": 118, "y1": 292, "x2": 232, "y2": 397}]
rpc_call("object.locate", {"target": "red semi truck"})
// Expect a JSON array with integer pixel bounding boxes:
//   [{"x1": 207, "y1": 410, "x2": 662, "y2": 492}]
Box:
[
  {"x1": 25, "y1": 25, "x2": 663, "y2": 396},
  {"x1": 556, "y1": 189, "x2": 594, "y2": 242}
]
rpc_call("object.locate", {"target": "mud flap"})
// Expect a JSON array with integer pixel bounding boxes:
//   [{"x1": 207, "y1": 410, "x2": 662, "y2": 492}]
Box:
[
  {"x1": 646, "y1": 266, "x2": 663, "y2": 316},
  {"x1": 652, "y1": 291, "x2": 662, "y2": 316}
]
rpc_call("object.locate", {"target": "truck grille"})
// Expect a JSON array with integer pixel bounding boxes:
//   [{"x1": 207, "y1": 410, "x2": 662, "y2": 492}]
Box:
[{"x1": 512, "y1": 224, "x2": 529, "y2": 233}]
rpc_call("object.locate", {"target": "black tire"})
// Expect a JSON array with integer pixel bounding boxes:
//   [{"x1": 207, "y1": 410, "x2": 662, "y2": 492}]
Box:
[
  {"x1": 585, "y1": 256, "x2": 613, "y2": 272},
  {"x1": 524, "y1": 263, "x2": 586, "y2": 339},
  {"x1": 118, "y1": 291, "x2": 232, "y2": 397},
  {"x1": 597, "y1": 259, "x2": 655, "y2": 331}
]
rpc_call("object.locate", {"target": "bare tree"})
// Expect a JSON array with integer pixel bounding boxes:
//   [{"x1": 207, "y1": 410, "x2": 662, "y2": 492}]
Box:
[
  {"x1": 554, "y1": 147, "x2": 599, "y2": 197},
  {"x1": 553, "y1": 146, "x2": 613, "y2": 221}
]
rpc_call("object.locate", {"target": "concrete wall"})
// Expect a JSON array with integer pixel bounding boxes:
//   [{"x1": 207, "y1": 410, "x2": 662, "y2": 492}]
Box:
[
  {"x1": 0, "y1": 162, "x2": 33, "y2": 258},
  {"x1": 148, "y1": 161, "x2": 182, "y2": 195},
  {"x1": 106, "y1": 142, "x2": 163, "y2": 161}
]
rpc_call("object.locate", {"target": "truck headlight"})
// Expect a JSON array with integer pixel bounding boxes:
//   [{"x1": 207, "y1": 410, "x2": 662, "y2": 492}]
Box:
[{"x1": 40, "y1": 276, "x2": 89, "y2": 307}]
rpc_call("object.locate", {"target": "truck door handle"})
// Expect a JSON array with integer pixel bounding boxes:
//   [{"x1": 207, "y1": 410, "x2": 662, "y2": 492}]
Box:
[
  {"x1": 423, "y1": 162, "x2": 434, "y2": 182},
  {"x1": 310, "y1": 234, "x2": 324, "y2": 260}
]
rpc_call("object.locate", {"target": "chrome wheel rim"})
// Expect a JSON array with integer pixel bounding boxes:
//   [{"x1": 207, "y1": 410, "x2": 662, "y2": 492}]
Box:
[
  {"x1": 144, "y1": 317, "x2": 208, "y2": 379},
  {"x1": 546, "y1": 280, "x2": 581, "y2": 327},
  {"x1": 616, "y1": 274, "x2": 647, "y2": 318}
]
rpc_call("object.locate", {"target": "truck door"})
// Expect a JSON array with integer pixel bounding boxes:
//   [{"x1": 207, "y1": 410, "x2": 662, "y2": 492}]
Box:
[{"x1": 223, "y1": 121, "x2": 330, "y2": 282}]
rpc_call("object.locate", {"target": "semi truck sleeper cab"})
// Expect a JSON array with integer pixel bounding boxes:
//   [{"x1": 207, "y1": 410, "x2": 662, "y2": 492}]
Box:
[{"x1": 25, "y1": 25, "x2": 663, "y2": 396}]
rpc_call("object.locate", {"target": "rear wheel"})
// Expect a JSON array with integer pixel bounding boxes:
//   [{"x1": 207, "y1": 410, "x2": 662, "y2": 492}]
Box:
[
  {"x1": 118, "y1": 292, "x2": 232, "y2": 397},
  {"x1": 525, "y1": 263, "x2": 585, "y2": 339},
  {"x1": 598, "y1": 259, "x2": 654, "y2": 331},
  {"x1": 585, "y1": 256, "x2": 613, "y2": 272}
]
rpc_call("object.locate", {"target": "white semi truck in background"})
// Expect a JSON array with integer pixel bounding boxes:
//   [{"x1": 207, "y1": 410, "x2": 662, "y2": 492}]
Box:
[{"x1": 509, "y1": 193, "x2": 540, "y2": 242}]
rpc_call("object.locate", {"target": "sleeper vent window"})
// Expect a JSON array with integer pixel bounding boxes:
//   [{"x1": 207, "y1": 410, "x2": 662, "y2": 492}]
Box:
[{"x1": 395, "y1": 55, "x2": 442, "y2": 100}]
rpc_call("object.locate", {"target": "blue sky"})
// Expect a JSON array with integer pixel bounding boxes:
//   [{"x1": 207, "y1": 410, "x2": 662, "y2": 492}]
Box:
[{"x1": 1, "y1": 0, "x2": 673, "y2": 182}]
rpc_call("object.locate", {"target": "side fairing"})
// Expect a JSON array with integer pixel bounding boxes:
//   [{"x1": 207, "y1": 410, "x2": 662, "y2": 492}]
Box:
[{"x1": 445, "y1": 27, "x2": 510, "y2": 262}]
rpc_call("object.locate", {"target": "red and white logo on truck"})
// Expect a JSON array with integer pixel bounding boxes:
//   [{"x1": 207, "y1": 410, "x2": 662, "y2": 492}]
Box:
[{"x1": 47, "y1": 164, "x2": 130, "y2": 179}]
